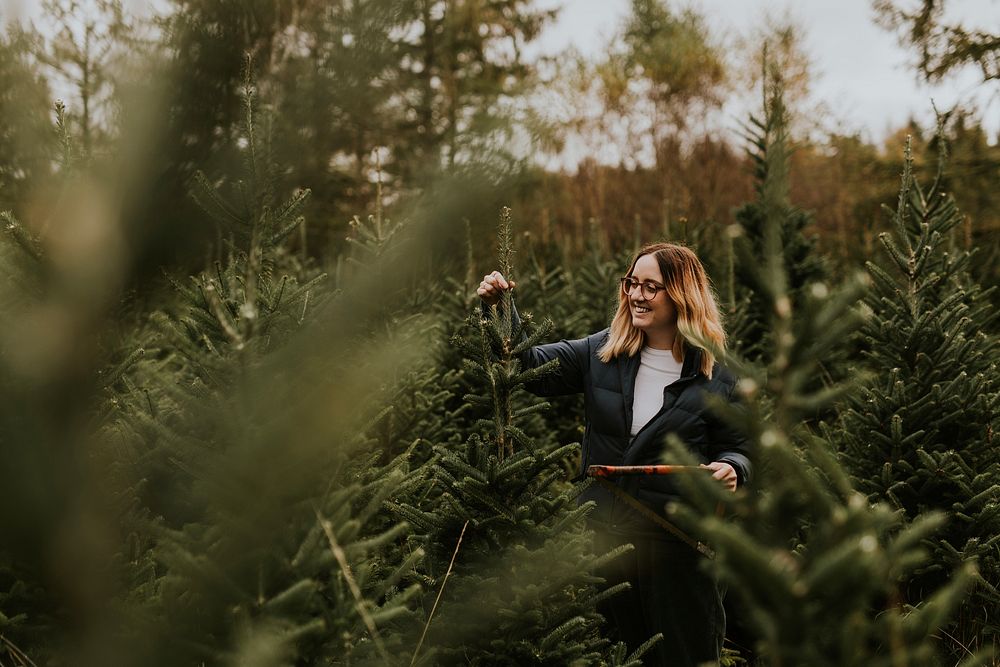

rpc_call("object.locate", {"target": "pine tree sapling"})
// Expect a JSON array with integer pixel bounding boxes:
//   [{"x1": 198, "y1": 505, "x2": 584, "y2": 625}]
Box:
[
  {"x1": 834, "y1": 136, "x2": 1000, "y2": 661},
  {"x1": 389, "y1": 207, "x2": 639, "y2": 665},
  {"x1": 664, "y1": 127, "x2": 982, "y2": 665},
  {"x1": 729, "y1": 58, "x2": 825, "y2": 365}
]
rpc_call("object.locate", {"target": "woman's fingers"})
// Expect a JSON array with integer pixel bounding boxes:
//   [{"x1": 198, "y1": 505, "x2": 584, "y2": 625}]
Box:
[
  {"x1": 486, "y1": 271, "x2": 511, "y2": 290},
  {"x1": 477, "y1": 271, "x2": 516, "y2": 303},
  {"x1": 700, "y1": 462, "x2": 737, "y2": 492}
]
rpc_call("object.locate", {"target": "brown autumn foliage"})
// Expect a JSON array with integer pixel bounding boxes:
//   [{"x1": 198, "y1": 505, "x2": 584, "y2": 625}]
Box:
[{"x1": 512, "y1": 115, "x2": 998, "y2": 285}]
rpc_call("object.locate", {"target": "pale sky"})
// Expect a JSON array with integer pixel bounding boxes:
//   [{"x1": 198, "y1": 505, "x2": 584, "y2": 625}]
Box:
[{"x1": 530, "y1": 0, "x2": 1000, "y2": 145}]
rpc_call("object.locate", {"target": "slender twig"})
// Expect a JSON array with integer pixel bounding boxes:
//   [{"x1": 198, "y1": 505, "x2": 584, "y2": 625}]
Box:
[
  {"x1": 930, "y1": 626, "x2": 976, "y2": 659},
  {"x1": 410, "y1": 520, "x2": 469, "y2": 667},
  {"x1": 0, "y1": 635, "x2": 38, "y2": 667},
  {"x1": 314, "y1": 506, "x2": 389, "y2": 662}
]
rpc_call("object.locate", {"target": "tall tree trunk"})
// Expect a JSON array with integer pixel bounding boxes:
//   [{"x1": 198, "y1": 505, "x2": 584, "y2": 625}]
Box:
[
  {"x1": 82, "y1": 24, "x2": 92, "y2": 154},
  {"x1": 420, "y1": 0, "x2": 436, "y2": 163}
]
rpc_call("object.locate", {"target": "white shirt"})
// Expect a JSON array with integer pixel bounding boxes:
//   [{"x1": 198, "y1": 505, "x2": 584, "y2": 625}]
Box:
[{"x1": 630, "y1": 346, "x2": 683, "y2": 437}]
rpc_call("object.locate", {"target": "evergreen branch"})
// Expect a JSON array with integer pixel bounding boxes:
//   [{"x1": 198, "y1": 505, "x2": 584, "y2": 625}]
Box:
[
  {"x1": 261, "y1": 579, "x2": 319, "y2": 615},
  {"x1": 270, "y1": 214, "x2": 306, "y2": 247},
  {"x1": 200, "y1": 280, "x2": 244, "y2": 348},
  {"x1": 496, "y1": 206, "x2": 515, "y2": 296},
  {"x1": 1, "y1": 211, "x2": 43, "y2": 262},
  {"x1": 370, "y1": 548, "x2": 425, "y2": 602},
  {"x1": 161, "y1": 268, "x2": 201, "y2": 303},
  {"x1": 624, "y1": 632, "x2": 664, "y2": 666},
  {"x1": 268, "y1": 274, "x2": 288, "y2": 312},
  {"x1": 893, "y1": 137, "x2": 915, "y2": 251},
  {"x1": 314, "y1": 506, "x2": 389, "y2": 663},
  {"x1": 274, "y1": 188, "x2": 311, "y2": 227},
  {"x1": 546, "y1": 502, "x2": 593, "y2": 536},
  {"x1": 492, "y1": 454, "x2": 536, "y2": 484},
  {"x1": 282, "y1": 618, "x2": 328, "y2": 643},
  {"x1": 360, "y1": 468, "x2": 416, "y2": 524},
  {"x1": 876, "y1": 232, "x2": 914, "y2": 277},
  {"x1": 344, "y1": 523, "x2": 410, "y2": 560},
  {"x1": 386, "y1": 502, "x2": 449, "y2": 533},
  {"x1": 504, "y1": 425, "x2": 534, "y2": 451},
  {"x1": 900, "y1": 562, "x2": 978, "y2": 640},
  {"x1": 290, "y1": 520, "x2": 325, "y2": 569},
  {"x1": 98, "y1": 347, "x2": 145, "y2": 389},
  {"x1": 516, "y1": 359, "x2": 560, "y2": 385},
  {"x1": 439, "y1": 492, "x2": 473, "y2": 523},
  {"x1": 283, "y1": 273, "x2": 328, "y2": 306},
  {"x1": 190, "y1": 171, "x2": 247, "y2": 227},
  {"x1": 368, "y1": 598, "x2": 418, "y2": 627},
  {"x1": 540, "y1": 617, "x2": 587, "y2": 651},
  {"x1": 460, "y1": 483, "x2": 517, "y2": 521},
  {"x1": 588, "y1": 580, "x2": 631, "y2": 607},
  {"x1": 438, "y1": 456, "x2": 488, "y2": 485}
]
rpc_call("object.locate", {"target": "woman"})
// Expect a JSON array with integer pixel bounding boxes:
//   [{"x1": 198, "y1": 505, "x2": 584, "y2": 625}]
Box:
[{"x1": 477, "y1": 242, "x2": 751, "y2": 666}]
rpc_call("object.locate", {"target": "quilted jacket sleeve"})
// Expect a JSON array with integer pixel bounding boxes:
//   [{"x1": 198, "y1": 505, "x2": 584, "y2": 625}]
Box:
[{"x1": 707, "y1": 381, "x2": 753, "y2": 487}]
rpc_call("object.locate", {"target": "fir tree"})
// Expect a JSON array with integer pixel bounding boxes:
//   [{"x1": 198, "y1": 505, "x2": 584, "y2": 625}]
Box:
[
  {"x1": 0, "y1": 101, "x2": 106, "y2": 665},
  {"x1": 832, "y1": 135, "x2": 1000, "y2": 661},
  {"x1": 93, "y1": 70, "x2": 432, "y2": 665},
  {"x1": 669, "y1": 193, "x2": 973, "y2": 666},
  {"x1": 662, "y1": 131, "x2": 984, "y2": 665},
  {"x1": 0, "y1": 26, "x2": 53, "y2": 213},
  {"x1": 729, "y1": 59, "x2": 825, "y2": 365},
  {"x1": 389, "y1": 208, "x2": 651, "y2": 666}
]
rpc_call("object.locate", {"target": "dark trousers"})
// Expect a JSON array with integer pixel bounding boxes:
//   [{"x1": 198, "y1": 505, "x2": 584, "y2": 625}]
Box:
[{"x1": 594, "y1": 528, "x2": 725, "y2": 667}]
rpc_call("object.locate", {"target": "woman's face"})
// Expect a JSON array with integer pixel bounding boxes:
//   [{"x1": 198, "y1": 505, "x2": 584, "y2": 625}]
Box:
[{"x1": 626, "y1": 253, "x2": 677, "y2": 333}]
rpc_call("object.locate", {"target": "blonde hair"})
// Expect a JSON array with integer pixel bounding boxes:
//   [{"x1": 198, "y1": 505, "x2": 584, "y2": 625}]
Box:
[{"x1": 597, "y1": 243, "x2": 726, "y2": 378}]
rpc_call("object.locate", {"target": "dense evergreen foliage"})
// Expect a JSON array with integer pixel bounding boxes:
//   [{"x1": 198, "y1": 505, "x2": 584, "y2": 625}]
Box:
[
  {"x1": 1, "y1": 1, "x2": 998, "y2": 665},
  {"x1": 832, "y1": 138, "x2": 1000, "y2": 660}
]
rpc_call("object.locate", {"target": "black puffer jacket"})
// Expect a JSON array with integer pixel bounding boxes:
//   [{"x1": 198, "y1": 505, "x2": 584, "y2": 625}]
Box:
[{"x1": 486, "y1": 300, "x2": 752, "y2": 537}]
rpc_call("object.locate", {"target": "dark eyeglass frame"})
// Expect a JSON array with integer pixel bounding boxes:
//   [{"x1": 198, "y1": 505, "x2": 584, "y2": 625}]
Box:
[{"x1": 620, "y1": 276, "x2": 666, "y2": 300}]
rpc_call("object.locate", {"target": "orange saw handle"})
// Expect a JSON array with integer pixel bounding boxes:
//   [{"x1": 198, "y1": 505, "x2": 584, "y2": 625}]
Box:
[{"x1": 585, "y1": 464, "x2": 708, "y2": 478}]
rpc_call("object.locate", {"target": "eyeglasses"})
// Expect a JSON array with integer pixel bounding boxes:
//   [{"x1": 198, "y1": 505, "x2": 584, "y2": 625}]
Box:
[{"x1": 620, "y1": 276, "x2": 665, "y2": 300}]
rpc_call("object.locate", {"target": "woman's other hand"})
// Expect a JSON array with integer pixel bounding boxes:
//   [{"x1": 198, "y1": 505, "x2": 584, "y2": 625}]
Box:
[
  {"x1": 700, "y1": 461, "x2": 738, "y2": 492},
  {"x1": 477, "y1": 270, "x2": 516, "y2": 307}
]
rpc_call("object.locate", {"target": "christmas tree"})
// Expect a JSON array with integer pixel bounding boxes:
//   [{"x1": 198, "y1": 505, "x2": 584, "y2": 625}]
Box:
[
  {"x1": 388, "y1": 208, "x2": 651, "y2": 665},
  {"x1": 728, "y1": 59, "x2": 826, "y2": 365},
  {"x1": 89, "y1": 66, "x2": 434, "y2": 665},
  {"x1": 832, "y1": 133, "x2": 1000, "y2": 661},
  {"x1": 662, "y1": 126, "x2": 985, "y2": 667}
]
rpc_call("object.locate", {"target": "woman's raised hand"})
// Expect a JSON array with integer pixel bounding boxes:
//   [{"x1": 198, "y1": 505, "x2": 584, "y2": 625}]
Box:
[{"x1": 477, "y1": 270, "x2": 516, "y2": 307}]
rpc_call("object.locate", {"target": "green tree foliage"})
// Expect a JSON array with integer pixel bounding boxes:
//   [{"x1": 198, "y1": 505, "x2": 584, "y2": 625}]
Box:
[
  {"x1": 0, "y1": 103, "x2": 131, "y2": 666},
  {"x1": 665, "y1": 144, "x2": 984, "y2": 667},
  {"x1": 394, "y1": 0, "x2": 556, "y2": 171},
  {"x1": 163, "y1": 0, "x2": 298, "y2": 163},
  {"x1": 97, "y1": 75, "x2": 444, "y2": 666},
  {"x1": 32, "y1": 0, "x2": 138, "y2": 152},
  {"x1": 388, "y1": 209, "x2": 648, "y2": 665},
  {"x1": 832, "y1": 136, "x2": 1000, "y2": 661},
  {"x1": 623, "y1": 0, "x2": 726, "y2": 132},
  {"x1": 0, "y1": 27, "x2": 53, "y2": 212},
  {"x1": 874, "y1": 0, "x2": 1000, "y2": 83},
  {"x1": 932, "y1": 111, "x2": 1000, "y2": 309},
  {"x1": 583, "y1": 0, "x2": 726, "y2": 172},
  {"x1": 729, "y1": 63, "x2": 825, "y2": 365},
  {"x1": 5, "y1": 2, "x2": 1000, "y2": 664},
  {"x1": 272, "y1": 1, "x2": 408, "y2": 227}
]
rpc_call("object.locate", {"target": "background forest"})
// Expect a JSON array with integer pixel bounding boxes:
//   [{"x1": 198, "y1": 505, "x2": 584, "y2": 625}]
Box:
[{"x1": 0, "y1": 0, "x2": 998, "y2": 665}]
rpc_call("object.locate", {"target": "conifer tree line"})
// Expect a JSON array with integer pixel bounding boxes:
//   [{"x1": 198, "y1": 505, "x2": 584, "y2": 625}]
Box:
[
  {"x1": 1, "y1": 1, "x2": 999, "y2": 665},
  {"x1": 1, "y1": 1, "x2": 998, "y2": 273}
]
